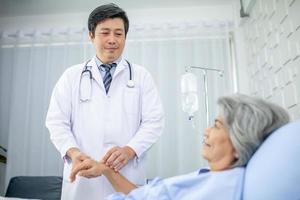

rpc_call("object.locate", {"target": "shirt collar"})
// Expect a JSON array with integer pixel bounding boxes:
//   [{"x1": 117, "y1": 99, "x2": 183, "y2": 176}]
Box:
[
  {"x1": 198, "y1": 168, "x2": 210, "y2": 174},
  {"x1": 95, "y1": 56, "x2": 122, "y2": 69}
]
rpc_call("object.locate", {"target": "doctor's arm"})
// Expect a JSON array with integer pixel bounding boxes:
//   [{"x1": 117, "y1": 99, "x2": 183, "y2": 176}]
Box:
[
  {"x1": 126, "y1": 71, "x2": 164, "y2": 160},
  {"x1": 45, "y1": 69, "x2": 89, "y2": 164}
]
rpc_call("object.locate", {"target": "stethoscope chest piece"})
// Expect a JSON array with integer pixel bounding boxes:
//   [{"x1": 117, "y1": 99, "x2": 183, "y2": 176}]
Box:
[{"x1": 127, "y1": 80, "x2": 135, "y2": 88}]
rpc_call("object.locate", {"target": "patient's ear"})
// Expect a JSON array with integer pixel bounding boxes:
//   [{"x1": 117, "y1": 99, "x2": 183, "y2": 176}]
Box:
[
  {"x1": 232, "y1": 148, "x2": 239, "y2": 162},
  {"x1": 234, "y1": 153, "x2": 239, "y2": 159},
  {"x1": 230, "y1": 150, "x2": 239, "y2": 166}
]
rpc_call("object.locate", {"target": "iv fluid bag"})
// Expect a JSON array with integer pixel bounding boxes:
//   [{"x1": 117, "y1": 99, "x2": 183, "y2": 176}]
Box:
[{"x1": 181, "y1": 72, "x2": 199, "y2": 118}]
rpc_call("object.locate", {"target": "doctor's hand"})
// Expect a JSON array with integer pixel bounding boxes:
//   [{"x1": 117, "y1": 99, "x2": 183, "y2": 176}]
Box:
[
  {"x1": 67, "y1": 147, "x2": 90, "y2": 165},
  {"x1": 102, "y1": 146, "x2": 136, "y2": 172},
  {"x1": 67, "y1": 148, "x2": 90, "y2": 179},
  {"x1": 69, "y1": 159, "x2": 108, "y2": 182}
]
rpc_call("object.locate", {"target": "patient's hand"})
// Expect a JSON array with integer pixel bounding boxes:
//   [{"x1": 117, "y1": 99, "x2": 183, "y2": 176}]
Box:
[{"x1": 69, "y1": 158, "x2": 107, "y2": 182}]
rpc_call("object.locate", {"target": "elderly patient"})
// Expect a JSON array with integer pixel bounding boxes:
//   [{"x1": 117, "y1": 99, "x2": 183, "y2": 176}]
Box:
[{"x1": 69, "y1": 94, "x2": 290, "y2": 200}]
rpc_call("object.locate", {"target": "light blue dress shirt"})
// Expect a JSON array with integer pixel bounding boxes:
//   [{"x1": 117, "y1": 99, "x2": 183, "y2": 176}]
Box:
[
  {"x1": 106, "y1": 167, "x2": 245, "y2": 200},
  {"x1": 94, "y1": 56, "x2": 121, "y2": 78}
]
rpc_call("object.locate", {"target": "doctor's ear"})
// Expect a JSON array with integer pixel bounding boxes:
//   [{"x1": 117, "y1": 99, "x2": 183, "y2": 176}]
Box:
[{"x1": 88, "y1": 32, "x2": 95, "y2": 40}]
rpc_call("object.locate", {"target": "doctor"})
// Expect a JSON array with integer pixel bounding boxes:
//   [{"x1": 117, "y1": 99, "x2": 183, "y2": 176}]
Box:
[{"x1": 45, "y1": 3, "x2": 164, "y2": 200}]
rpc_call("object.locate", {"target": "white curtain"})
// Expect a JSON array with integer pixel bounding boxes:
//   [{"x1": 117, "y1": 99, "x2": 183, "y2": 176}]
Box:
[{"x1": 0, "y1": 20, "x2": 234, "y2": 188}]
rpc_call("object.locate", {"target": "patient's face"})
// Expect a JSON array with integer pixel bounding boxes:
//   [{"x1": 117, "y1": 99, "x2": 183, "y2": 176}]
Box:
[{"x1": 202, "y1": 116, "x2": 236, "y2": 171}]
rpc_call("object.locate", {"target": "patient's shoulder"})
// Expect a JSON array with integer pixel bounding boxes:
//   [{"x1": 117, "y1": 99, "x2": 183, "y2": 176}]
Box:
[{"x1": 209, "y1": 167, "x2": 245, "y2": 179}]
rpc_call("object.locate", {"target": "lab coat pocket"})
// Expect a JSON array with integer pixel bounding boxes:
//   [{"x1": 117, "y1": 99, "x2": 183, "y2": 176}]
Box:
[{"x1": 123, "y1": 87, "x2": 140, "y2": 115}]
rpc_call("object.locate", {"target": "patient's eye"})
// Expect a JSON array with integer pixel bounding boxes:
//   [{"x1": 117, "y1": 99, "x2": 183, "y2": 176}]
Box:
[
  {"x1": 212, "y1": 123, "x2": 218, "y2": 129},
  {"x1": 214, "y1": 121, "x2": 222, "y2": 129}
]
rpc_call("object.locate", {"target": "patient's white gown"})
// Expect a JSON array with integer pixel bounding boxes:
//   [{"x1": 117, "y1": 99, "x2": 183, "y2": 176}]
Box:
[{"x1": 106, "y1": 167, "x2": 245, "y2": 200}]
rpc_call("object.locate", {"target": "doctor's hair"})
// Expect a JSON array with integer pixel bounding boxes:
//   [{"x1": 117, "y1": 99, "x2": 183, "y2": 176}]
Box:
[
  {"x1": 217, "y1": 94, "x2": 290, "y2": 168},
  {"x1": 88, "y1": 3, "x2": 129, "y2": 37}
]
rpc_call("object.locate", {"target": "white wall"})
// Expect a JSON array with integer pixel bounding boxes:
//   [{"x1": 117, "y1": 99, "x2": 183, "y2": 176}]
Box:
[
  {"x1": 0, "y1": 5, "x2": 233, "y2": 32},
  {"x1": 235, "y1": 0, "x2": 300, "y2": 120}
]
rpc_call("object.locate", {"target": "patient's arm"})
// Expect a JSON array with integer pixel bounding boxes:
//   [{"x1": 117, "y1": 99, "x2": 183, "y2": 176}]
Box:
[
  {"x1": 102, "y1": 165, "x2": 138, "y2": 194},
  {"x1": 69, "y1": 158, "x2": 137, "y2": 194}
]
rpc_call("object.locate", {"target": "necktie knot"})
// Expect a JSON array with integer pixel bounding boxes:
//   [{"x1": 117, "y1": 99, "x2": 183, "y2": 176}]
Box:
[{"x1": 101, "y1": 63, "x2": 116, "y2": 72}]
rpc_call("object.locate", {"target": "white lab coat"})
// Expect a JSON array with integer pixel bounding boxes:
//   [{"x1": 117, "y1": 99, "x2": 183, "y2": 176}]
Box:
[{"x1": 45, "y1": 57, "x2": 164, "y2": 200}]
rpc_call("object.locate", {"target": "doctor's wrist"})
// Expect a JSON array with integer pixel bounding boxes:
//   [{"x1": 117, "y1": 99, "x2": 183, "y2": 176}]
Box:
[
  {"x1": 67, "y1": 147, "x2": 81, "y2": 161},
  {"x1": 124, "y1": 146, "x2": 136, "y2": 160}
]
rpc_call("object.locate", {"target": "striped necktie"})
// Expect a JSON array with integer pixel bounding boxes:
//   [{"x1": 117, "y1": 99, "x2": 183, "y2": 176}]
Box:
[{"x1": 101, "y1": 63, "x2": 116, "y2": 94}]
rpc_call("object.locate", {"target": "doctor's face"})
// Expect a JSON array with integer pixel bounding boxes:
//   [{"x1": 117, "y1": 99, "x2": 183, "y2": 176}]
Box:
[
  {"x1": 202, "y1": 116, "x2": 236, "y2": 171},
  {"x1": 90, "y1": 17, "x2": 126, "y2": 64}
]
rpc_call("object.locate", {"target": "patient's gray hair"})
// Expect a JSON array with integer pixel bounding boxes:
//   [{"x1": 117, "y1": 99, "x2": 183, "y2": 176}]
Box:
[{"x1": 218, "y1": 94, "x2": 290, "y2": 167}]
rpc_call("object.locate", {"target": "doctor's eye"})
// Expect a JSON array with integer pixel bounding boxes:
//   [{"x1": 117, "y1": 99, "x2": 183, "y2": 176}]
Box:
[
  {"x1": 100, "y1": 32, "x2": 109, "y2": 35},
  {"x1": 115, "y1": 32, "x2": 123, "y2": 37}
]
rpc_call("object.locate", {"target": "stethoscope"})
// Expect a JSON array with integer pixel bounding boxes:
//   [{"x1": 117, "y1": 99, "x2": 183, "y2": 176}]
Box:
[{"x1": 79, "y1": 59, "x2": 134, "y2": 102}]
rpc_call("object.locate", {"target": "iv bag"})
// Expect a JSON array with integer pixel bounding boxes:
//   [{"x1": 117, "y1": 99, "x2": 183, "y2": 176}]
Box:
[{"x1": 181, "y1": 72, "x2": 199, "y2": 120}]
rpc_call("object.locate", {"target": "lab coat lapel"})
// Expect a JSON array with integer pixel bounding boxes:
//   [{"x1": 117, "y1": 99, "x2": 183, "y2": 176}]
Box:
[
  {"x1": 89, "y1": 57, "x2": 104, "y2": 90},
  {"x1": 113, "y1": 58, "x2": 127, "y2": 79}
]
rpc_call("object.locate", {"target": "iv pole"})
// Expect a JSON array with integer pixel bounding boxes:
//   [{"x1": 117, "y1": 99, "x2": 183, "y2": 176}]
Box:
[{"x1": 189, "y1": 66, "x2": 224, "y2": 127}]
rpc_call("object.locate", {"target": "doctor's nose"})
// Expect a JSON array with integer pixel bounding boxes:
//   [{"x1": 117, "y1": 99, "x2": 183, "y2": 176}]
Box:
[{"x1": 107, "y1": 35, "x2": 117, "y2": 45}]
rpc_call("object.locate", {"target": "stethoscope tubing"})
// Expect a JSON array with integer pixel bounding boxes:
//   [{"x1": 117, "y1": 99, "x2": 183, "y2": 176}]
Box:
[
  {"x1": 79, "y1": 59, "x2": 135, "y2": 102},
  {"x1": 81, "y1": 59, "x2": 133, "y2": 82}
]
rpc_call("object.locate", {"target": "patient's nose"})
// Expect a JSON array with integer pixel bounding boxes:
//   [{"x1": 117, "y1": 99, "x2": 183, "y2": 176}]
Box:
[{"x1": 204, "y1": 128, "x2": 210, "y2": 137}]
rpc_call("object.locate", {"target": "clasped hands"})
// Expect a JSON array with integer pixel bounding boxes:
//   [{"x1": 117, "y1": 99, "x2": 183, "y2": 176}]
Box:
[{"x1": 69, "y1": 146, "x2": 135, "y2": 182}]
